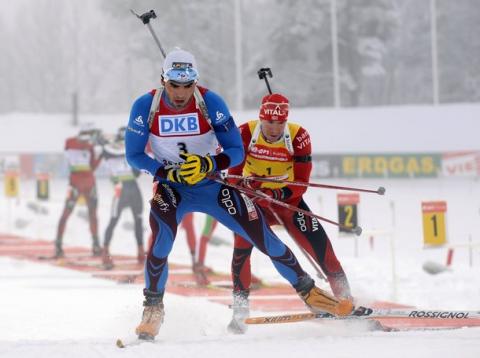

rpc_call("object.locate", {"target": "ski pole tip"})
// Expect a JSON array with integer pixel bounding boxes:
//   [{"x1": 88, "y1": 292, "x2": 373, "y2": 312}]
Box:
[
  {"x1": 377, "y1": 186, "x2": 386, "y2": 195},
  {"x1": 353, "y1": 226, "x2": 362, "y2": 236}
]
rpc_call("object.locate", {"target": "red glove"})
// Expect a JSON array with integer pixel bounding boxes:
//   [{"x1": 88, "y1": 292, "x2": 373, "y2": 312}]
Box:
[
  {"x1": 254, "y1": 188, "x2": 288, "y2": 207},
  {"x1": 262, "y1": 188, "x2": 285, "y2": 200}
]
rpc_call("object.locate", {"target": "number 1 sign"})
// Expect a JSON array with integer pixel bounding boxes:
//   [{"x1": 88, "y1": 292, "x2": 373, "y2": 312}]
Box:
[{"x1": 422, "y1": 201, "x2": 447, "y2": 246}]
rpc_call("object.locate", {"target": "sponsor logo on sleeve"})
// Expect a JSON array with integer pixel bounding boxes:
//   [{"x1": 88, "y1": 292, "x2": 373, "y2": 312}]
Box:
[
  {"x1": 134, "y1": 115, "x2": 145, "y2": 127},
  {"x1": 216, "y1": 111, "x2": 225, "y2": 122},
  {"x1": 295, "y1": 131, "x2": 311, "y2": 150},
  {"x1": 127, "y1": 126, "x2": 144, "y2": 136},
  {"x1": 159, "y1": 113, "x2": 200, "y2": 136}
]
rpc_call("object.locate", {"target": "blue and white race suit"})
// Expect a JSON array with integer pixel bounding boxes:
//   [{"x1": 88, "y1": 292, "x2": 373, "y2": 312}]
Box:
[{"x1": 125, "y1": 86, "x2": 307, "y2": 293}]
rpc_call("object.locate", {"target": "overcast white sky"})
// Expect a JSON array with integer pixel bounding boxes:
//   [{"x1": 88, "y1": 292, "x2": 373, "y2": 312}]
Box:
[{"x1": 1, "y1": 0, "x2": 29, "y2": 27}]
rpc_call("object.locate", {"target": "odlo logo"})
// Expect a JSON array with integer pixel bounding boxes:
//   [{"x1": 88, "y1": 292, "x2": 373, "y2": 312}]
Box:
[
  {"x1": 296, "y1": 212, "x2": 308, "y2": 232},
  {"x1": 296, "y1": 212, "x2": 319, "y2": 232},
  {"x1": 220, "y1": 188, "x2": 237, "y2": 215}
]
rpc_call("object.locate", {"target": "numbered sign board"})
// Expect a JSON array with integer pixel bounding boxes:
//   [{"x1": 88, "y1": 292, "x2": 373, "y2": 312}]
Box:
[
  {"x1": 422, "y1": 201, "x2": 447, "y2": 246},
  {"x1": 4, "y1": 171, "x2": 19, "y2": 198},
  {"x1": 36, "y1": 173, "x2": 49, "y2": 201},
  {"x1": 337, "y1": 193, "x2": 359, "y2": 233}
]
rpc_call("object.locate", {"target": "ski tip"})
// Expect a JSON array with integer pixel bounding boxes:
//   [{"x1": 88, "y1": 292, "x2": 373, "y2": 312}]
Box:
[{"x1": 116, "y1": 336, "x2": 156, "y2": 348}]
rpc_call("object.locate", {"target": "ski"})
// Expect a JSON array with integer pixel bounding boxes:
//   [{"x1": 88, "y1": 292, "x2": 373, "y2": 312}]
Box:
[
  {"x1": 245, "y1": 308, "x2": 480, "y2": 325},
  {"x1": 37, "y1": 255, "x2": 62, "y2": 261},
  {"x1": 36, "y1": 252, "x2": 93, "y2": 261}
]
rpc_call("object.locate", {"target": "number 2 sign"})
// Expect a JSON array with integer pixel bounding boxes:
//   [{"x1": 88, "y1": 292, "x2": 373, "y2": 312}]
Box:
[
  {"x1": 337, "y1": 193, "x2": 359, "y2": 234},
  {"x1": 422, "y1": 201, "x2": 447, "y2": 246}
]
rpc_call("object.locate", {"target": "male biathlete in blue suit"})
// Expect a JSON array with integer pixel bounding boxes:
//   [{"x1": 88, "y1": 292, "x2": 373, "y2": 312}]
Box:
[{"x1": 125, "y1": 49, "x2": 354, "y2": 340}]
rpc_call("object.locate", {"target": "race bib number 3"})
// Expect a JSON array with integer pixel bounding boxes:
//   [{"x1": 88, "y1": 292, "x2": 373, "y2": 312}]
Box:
[{"x1": 159, "y1": 113, "x2": 200, "y2": 137}]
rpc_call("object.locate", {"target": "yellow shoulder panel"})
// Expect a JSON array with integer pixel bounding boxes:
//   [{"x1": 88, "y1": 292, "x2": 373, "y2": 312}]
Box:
[
  {"x1": 287, "y1": 122, "x2": 301, "y2": 138},
  {"x1": 247, "y1": 120, "x2": 259, "y2": 132}
]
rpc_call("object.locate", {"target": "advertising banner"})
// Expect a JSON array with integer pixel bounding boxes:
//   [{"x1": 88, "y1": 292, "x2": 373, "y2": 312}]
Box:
[
  {"x1": 441, "y1": 151, "x2": 480, "y2": 177},
  {"x1": 313, "y1": 153, "x2": 442, "y2": 178}
]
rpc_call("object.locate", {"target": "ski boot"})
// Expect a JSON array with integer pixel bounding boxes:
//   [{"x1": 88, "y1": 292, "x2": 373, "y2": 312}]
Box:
[
  {"x1": 102, "y1": 247, "x2": 114, "y2": 270},
  {"x1": 295, "y1": 275, "x2": 353, "y2": 316},
  {"x1": 328, "y1": 272, "x2": 353, "y2": 301},
  {"x1": 135, "y1": 290, "x2": 165, "y2": 340},
  {"x1": 227, "y1": 290, "x2": 250, "y2": 334}
]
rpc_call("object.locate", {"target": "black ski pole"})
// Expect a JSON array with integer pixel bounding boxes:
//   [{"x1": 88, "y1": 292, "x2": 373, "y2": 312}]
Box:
[
  {"x1": 130, "y1": 9, "x2": 166, "y2": 58},
  {"x1": 257, "y1": 67, "x2": 273, "y2": 94}
]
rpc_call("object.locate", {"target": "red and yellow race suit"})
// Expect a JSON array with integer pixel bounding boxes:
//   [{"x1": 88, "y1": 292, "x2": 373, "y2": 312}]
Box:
[
  {"x1": 55, "y1": 136, "x2": 102, "y2": 244},
  {"x1": 230, "y1": 120, "x2": 311, "y2": 203},
  {"x1": 228, "y1": 120, "x2": 351, "y2": 299}
]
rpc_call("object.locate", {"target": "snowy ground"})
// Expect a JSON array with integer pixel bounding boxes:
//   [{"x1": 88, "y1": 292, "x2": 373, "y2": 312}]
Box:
[
  {"x1": 1, "y1": 254, "x2": 479, "y2": 358},
  {"x1": 1, "y1": 176, "x2": 480, "y2": 358},
  {"x1": 1, "y1": 106, "x2": 480, "y2": 357}
]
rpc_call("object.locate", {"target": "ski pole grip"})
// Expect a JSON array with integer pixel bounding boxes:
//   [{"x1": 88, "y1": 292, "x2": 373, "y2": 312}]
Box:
[
  {"x1": 258, "y1": 68, "x2": 273, "y2": 94},
  {"x1": 140, "y1": 10, "x2": 157, "y2": 24}
]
